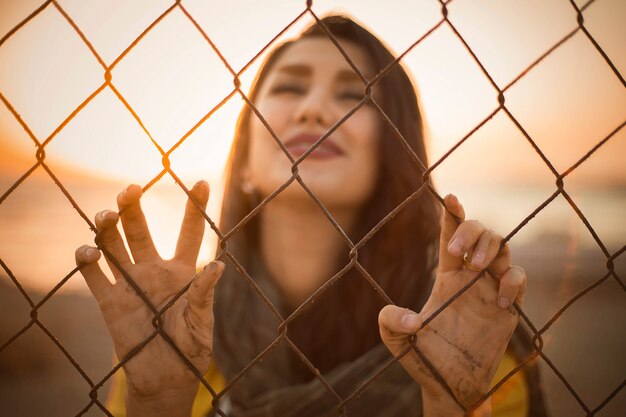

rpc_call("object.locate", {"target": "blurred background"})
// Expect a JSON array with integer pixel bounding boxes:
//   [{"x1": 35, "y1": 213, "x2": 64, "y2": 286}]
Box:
[{"x1": 0, "y1": 0, "x2": 624, "y2": 415}]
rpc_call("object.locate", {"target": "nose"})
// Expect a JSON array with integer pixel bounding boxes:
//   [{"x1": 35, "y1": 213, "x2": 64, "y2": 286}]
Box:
[{"x1": 293, "y1": 89, "x2": 331, "y2": 127}]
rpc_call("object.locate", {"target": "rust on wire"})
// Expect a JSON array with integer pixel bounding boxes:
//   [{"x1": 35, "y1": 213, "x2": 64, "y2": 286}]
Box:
[{"x1": 0, "y1": 0, "x2": 623, "y2": 415}]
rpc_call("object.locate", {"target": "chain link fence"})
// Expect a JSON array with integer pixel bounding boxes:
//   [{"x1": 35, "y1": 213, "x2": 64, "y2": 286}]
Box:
[{"x1": 1, "y1": 0, "x2": 624, "y2": 416}]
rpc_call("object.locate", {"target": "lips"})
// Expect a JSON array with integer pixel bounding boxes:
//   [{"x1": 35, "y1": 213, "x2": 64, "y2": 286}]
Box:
[{"x1": 284, "y1": 133, "x2": 344, "y2": 160}]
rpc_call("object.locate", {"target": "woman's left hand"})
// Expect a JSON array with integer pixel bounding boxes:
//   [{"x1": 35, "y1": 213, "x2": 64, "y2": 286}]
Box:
[{"x1": 378, "y1": 194, "x2": 526, "y2": 416}]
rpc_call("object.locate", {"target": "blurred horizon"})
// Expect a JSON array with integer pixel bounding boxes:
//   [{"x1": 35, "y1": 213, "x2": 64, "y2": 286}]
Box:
[
  {"x1": 1, "y1": 165, "x2": 624, "y2": 295},
  {"x1": 0, "y1": 3, "x2": 625, "y2": 416},
  {"x1": 1, "y1": 0, "x2": 625, "y2": 295},
  {"x1": 0, "y1": 0, "x2": 624, "y2": 184}
]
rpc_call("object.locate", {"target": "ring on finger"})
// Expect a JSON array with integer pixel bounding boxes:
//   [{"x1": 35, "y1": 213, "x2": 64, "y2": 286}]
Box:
[{"x1": 462, "y1": 250, "x2": 483, "y2": 271}]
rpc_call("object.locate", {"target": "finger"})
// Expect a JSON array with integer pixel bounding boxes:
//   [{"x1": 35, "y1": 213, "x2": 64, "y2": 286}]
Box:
[
  {"x1": 469, "y1": 231, "x2": 502, "y2": 270},
  {"x1": 487, "y1": 242, "x2": 511, "y2": 279},
  {"x1": 378, "y1": 305, "x2": 422, "y2": 356},
  {"x1": 448, "y1": 220, "x2": 490, "y2": 259},
  {"x1": 75, "y1": 245, "x2": 112, "y2": 302},
  {"x1": 94, "y1": 210, "x2": 132, "y2": 281},
  {"x1": 174, "y1": 181, "x2": 210, "y2": 265},
  {"x1": 497, "y1": 265, "x2": 526, "y2": 309},
  {"x1": 438, "y1": 194, "x2": 466, "y2": 272},
  {"x1": 443, "y1": 217, "x2": 491, "y2": 274},
  {"x1": 117, "y1": 184, "x2": 159, "y2": 263},
  {"x1": 187, "y1": 260, "x2": 225, "y2": 326}
]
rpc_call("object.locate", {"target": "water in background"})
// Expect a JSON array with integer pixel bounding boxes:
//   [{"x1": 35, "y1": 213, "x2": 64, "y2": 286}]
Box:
[
  {"x1": 0, "y1": 170, "x2": 624, "y2": 295},
  {"x1": 1, "y1": 171, "x2": 625, "y2": 416}
]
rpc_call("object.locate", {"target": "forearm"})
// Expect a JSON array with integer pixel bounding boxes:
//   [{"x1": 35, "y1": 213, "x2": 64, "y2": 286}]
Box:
[
  {"x1": 126, "y1": 385, "x2": 198, "y2": 417},
  {"x1": 422, "y1": 393, "x2": 492, "y2": 417},
  {"x1": 422, "y1": 397, "x2": 463, "y2": 417},
  {"x1": 422, "y1": 393, "x2": 465, "y2": 417}
]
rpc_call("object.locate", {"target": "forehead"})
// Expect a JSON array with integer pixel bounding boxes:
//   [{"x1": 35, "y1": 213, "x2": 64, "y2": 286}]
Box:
[{"x1": 270, "y1": 37, "x2": 374, "y2": 79}]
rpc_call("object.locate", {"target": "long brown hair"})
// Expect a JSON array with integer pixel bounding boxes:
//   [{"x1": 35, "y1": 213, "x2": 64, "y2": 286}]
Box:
[{"x1": 216, "y1": 15, "x2": 441, "y2": 378}]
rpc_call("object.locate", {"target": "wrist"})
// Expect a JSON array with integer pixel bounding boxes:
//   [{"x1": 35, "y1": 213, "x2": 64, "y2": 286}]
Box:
[
  {"x1": 422, "y1": 393, "x2": 464, "y2": 417},
  {"x1": 422, "y1": 393, "x2": 492, "y2": 417},
  {"x1": 126, "y1": 384, "x2": 198, "y2": 417}
]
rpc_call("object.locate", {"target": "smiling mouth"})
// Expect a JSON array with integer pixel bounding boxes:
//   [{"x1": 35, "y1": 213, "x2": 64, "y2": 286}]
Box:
[
  {"x1": 284, "y1": 134, "x2": 344, "y2": 160},
  {"x1": 286, "y1": 143, "x2": 342, "y2": 160}
]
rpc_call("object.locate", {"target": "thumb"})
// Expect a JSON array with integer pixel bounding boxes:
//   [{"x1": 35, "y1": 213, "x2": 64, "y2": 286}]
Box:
[
  {"x1": 378, "y1": 305, "x2": 422, "y2": 357},
  {"x1": 187, "y1": 260, "x2": 225, "y2": 324},
  {"x1": 438, "y1": 194, "x2": 466, "y2": 272}
]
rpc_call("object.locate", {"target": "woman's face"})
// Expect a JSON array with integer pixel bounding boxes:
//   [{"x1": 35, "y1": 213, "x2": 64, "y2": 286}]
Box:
[{"x1": 246, "y1": 37, "x2": 382, "y2": 210}]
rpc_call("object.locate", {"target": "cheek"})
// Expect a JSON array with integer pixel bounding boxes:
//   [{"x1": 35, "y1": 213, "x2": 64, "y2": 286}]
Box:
[
  {"x1": 347, "y1": 107, "x2": 381, "y2": 163},
  {"x1": 248, "y1": 101, "x2": 287, "y2": 160},
  {"x1": 343, "y1": 108, "x2": 381, "y2": 196},
  {"x1": 248, "y1": 105, "x2": 288, "y2": 178},
  {"x1": 252, "y1": 98, "x2": 293, "y2": 139},
  {"x1": 247, "y1": 119, "x2": 270, "y2": 182}
]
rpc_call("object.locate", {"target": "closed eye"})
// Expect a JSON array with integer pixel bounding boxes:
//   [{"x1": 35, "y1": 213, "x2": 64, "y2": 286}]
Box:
[
  {"x1": 337, "y1": 91, "x2": 365, "y2": 101},
  {"x1": 270, "y1": 84, "x2": 306, "y2": 95}
]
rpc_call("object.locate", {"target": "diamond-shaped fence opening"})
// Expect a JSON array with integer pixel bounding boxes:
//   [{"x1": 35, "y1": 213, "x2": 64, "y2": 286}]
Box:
[
  {"x1": 0, "y1": 3, "x2": 103, "y2": 141},
  {"x1": 0, "y1": 0, "x2": 624, "y2": 416},
  {"x1": 111, "y1": 7, "x2": 235, "y2": 150},
  {"x1": 447, "y1": 0, "x2": 579, "y2": 88},
  {"x1": 44, "y1": 88, "x2": 166, "y2": 185},
  {"x1": 57, "y1": 0, "x2": 175, "y2": 66}
]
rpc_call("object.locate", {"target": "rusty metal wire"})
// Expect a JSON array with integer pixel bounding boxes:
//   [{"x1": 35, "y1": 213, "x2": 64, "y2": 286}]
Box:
[{"x1": 0, "y1": 0, "x2": 624, "y2": 416}]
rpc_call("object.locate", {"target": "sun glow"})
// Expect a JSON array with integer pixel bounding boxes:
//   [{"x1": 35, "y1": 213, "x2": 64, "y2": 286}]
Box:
[
  {"x1": 0, "y1": 0, "x2": 625, "y2": 294},
  {"x1": 1, "y1": 0, "x2": 624, "y2": 186}
]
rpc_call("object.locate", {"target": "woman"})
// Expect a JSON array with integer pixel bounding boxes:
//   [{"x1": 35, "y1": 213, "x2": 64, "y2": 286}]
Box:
[{"x1": 75, "y1": 15, "x2": 546, "y2": 417}]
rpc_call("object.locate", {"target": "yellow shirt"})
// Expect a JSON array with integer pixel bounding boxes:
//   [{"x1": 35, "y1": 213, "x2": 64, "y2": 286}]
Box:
[{"x1": 105, "y1": 351, "x2": 528, "y2": 417}]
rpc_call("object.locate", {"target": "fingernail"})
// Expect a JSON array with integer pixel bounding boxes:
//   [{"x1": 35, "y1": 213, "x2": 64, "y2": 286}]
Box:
[
  {"x1": 206, "y1": 260, "x2": 224, "y2": 273},
  {"x1": 204, "y1": 262, "x2": 215, "y2": 273},
  {"x1": 86, "y1": 247, "x2": 98, "y2": 257},
  {"x1": 472, "y1": 250, "x2": 485, "y2": 267},
  {"x1": 401, "y1": 313, "x2": 420, "y2": 332},
  {"x1": 123, "y1": 184, "x2": 139, "y2": 197},
  {"x1": 498, "y1": 296, "x2": 510, "y2": 309},
  {"x1": 445, "y1": 194, "x2": 458, "y2": 206},
  {"x1": 448, "y1": 238, "x2": 462, "y2": 255},
  {"x1": 101, "y1": 210, "x2": 114, "y2": 219}
]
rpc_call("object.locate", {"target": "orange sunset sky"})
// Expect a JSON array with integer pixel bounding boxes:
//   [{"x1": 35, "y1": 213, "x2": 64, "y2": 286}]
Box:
[
  {"x1": 0, "y1": 0, "x2": 624, "y2": 187},
  {"x1": 0, "y1": 0, "x2": 624, "y2": 294}
]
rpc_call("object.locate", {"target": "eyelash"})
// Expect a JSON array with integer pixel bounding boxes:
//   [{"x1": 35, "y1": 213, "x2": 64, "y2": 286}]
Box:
[
  {"x1": 270, "y1": 84, "x2": 306, "y2": 95},
  {"x1": 338, "y1": 91, "x2": 365, "y2": 101},
  {"x1": 270, "y1": 84, "x2": 365, "y2": 101}
]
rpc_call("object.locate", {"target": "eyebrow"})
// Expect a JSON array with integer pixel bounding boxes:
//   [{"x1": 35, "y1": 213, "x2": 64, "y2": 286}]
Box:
[
  {"x1": 277, "y1": 64, "x2": 363, "y2": 83},
  {"x1": 277, "y1": 64, "x2": 311, "y2": 76},
  {"x1": 337, "y1": 69, "x2": 361, "y2": 83}
]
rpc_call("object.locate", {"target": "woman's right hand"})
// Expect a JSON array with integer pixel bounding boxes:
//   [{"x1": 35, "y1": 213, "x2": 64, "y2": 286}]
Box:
[
  {"x1": 74, "y1": 182, "x2": 224, "y2": 407},
  {"x1": 378, "y1": 195, "x2": 525, "y2": 416}
]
